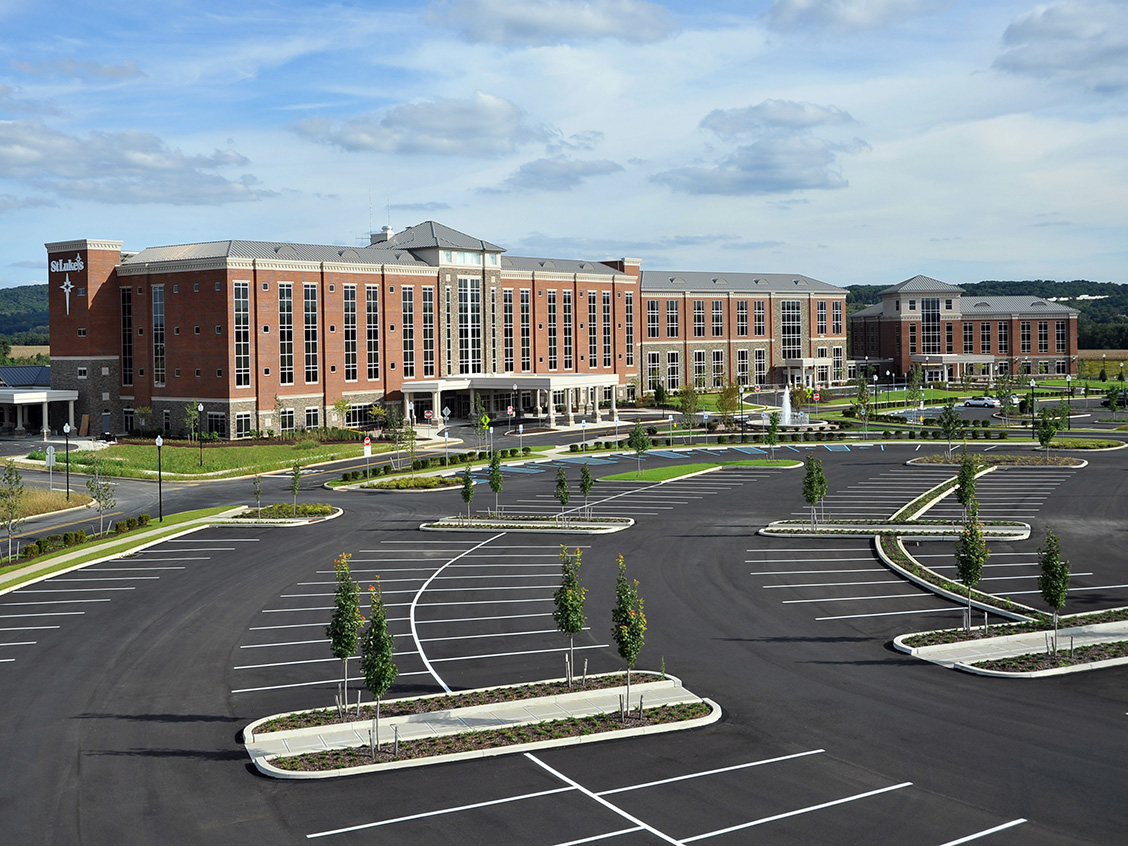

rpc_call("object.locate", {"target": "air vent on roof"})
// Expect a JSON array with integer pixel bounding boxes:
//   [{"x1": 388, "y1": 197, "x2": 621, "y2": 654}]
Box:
[
  {"x1": 540, "y1": 260, "x2": 556, "y2": 269},
  {"x1": 793, "y1": 279, "x2": 807, "y2": 287},
  {"x1": 712, "y1": 277, "x2": 727, "y2": 285},
  {"x1": 579, "y1": 262, "x2": 591, "y2": 270},
  {"x1": 338, "y1": 249, "x2": 359, "y2": 259},
  {"x1": 973, "y1": 302, "x2": 990, "y2": 308},
  {"x1": 755, "y1": 278, "x2": 767, "y2": 285},
  {"x1": 275, "y1": 244, "x2": 298, "y2": 257},
  {"x1": 670, "y1": 276, "x2": 685, "y2": 284},
  {"x1": 1031, "y1": 301, "x2": 1048, "y2": 307}
]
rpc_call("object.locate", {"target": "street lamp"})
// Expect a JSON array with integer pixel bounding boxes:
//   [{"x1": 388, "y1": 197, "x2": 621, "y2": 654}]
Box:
[
  {"x1": 885, "y1": 370, "x2": 892, "y2": 409},
  {"x1": 512, "y1": 383, "x2": 518, "y2": 429},
  {"x1": 668, "y1": 413, "x2": 673, "y2": 445},
  {"x1": 740, "y1": 376, "x2": 747, "y2": 444},
  {"x1": 872, "y1": 374, "x2": 878, "y2": 413},
  {"x1": 62, "y1": 422, "x2": 70, "y2": 501},
  {"x1": 197, "y1": 402, "x2": 204, "y2": 466},
  {"x1": 489, "y1": 425, "x2": 494, "y2": 455},
  {"x1": 581, "y1": 419, "x2": 587, "y2": 451},
  {"x1": 155, "y1": 435, "x2": 164, "y2": 522},
  {"x1": 1066, "y1": 375, "x2": 1072, "y2": 430},
  {"x1": 1029, "y1": 378, "x2": 1036, "y2": 438}
]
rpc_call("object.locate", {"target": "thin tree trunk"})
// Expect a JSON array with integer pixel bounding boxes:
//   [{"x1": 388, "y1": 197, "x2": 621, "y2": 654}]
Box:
[
  {"x1": 625, "y1": 667, "x2": 631, "y2": 722},
  {"x1": 376, "y1": 697, "x2": 381, "y2": 749}
]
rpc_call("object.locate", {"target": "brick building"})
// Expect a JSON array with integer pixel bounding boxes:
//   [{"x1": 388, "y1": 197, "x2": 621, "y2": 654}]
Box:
[
  {"x1": 46, "y1": 221, "x2": 848, "y2": 438},
  {"x1": 848, "y1": 275, "x2": 1079, "y2": 384}
]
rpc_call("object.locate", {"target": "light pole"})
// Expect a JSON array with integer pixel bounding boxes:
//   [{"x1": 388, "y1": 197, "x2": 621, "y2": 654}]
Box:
[
  {"x1": 62, "y1": 422, "x2": 70, "y2": 501},
  {"x1": 444, "y1": 429, "x2": 449, "y2": 465},
  {"x1": 1066, "y1": 375, "x2": 1072, "y2": 430},
  {"x1": 872, "y1": 374, "x2": 878, "y2": 413},
  {"x1": 885, "y1": 370, "x2": 892, "y2": 408},
  {"x1": 197, "y1": 402, "x2": 204, "y2": 466},
  {"x1": 703, "y1": 412, "x2": 709, "y2": 446},
  {"x1": 668, "y1": 413, "x2": 673, "y2": 445},
  {"x1": 489, "y1": 425, "x2": 494, "y2": 456},
  {"x1": 1029, "y1": 378, "x2": 1036, "y2": 438},
  {"x1": 512, "y1": 383, "x2": 518, "y2": 430},
  {"x1": 740, "y1": 376, "x2": 747, "y2": 443},
  {"x1": 581, "y1": 419, "x2": 587, "y2": 451},
  {"x1": 155, "y1": 435, "x2": 163, "y2": 522}
]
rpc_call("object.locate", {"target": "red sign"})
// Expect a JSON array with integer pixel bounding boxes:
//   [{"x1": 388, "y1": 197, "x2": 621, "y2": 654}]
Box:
[
  {"x1": 754, "y1": 385, "x2": 761, "y2": 393},
  {"x1": 424, "y1": 409, "x2": 433, "y2": 419},
  {"x1": 364, "y1": 437, "x2": 370, "y2": 446},
  {"x1": 507, "y1": 405, "x2": 514, "y2": 415},
  {"x1": 813, "y1": 392, "x2": 820, "y2": 402}
]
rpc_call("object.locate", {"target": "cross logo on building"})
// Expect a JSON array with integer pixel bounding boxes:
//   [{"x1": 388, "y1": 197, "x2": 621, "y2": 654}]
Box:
[{"x1": 60, "y1": 274, "x2": 74, "y2": 316}]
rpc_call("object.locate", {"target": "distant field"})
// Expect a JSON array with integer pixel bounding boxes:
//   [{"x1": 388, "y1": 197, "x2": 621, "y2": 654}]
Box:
[{"x1": 10, "y1": 345, "x2": 49, "y2": 358}]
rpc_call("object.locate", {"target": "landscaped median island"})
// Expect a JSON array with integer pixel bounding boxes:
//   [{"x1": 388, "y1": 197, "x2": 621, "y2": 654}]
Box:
[
  {"x1": 242, "y1": 672, "x2": 720, "y2": 778},
  {"x1": 599, "y1": 458, "x2": 800, "y2": 483},
  {"x1": 421, "y1": 514, "x2": 633, "y2": 533}
]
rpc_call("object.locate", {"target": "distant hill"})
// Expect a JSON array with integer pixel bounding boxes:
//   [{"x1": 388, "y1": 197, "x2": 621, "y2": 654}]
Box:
[
  {"x1": 0, "y1": 284, "x2": 49, "y2": 343},
  {"x1": 846, "y1": 279, "x2": 1128, "y2": 350}
]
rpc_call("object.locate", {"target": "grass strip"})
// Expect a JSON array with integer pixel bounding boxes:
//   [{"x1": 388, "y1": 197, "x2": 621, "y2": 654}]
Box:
[
  {"x1": 902, "y1": 607, "x2": 1128, "y2": 648},
  {"x1": 0, "y1": 506, "x2": 233, "y2": 590},
  {"x1": 600, "y1": 459, "x2": 798, "y2": 482},
  {"x1": 270, "y1": 702, "x2": 712, "y2": 771}
]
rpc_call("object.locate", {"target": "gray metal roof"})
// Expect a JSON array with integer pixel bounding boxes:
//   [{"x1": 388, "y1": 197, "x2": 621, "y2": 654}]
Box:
[
  {"x1": 639, "y1": 270, "x2": 844, "y2": 294},
  {"x1": 851, "y1": 303, "x2": 883, "y2": 318},
  {"x1": 960, "y1": 296, "x2": 1078, "y2": 316},
  {"x1": 879, "y1": 275, "x2": 964, "y2": 295},
  {"x1": 502, "y1": 256, "x2": 621, "y2": 275},
  {"x1": 121, "y1": 240, "x2": 430, "y2": 267},
  {"x1": 371, "y1": 221, "x2": 504, "y2": 253},
  {"x1": 0, "y1": 365, "x2": 50, "y2": 388}
]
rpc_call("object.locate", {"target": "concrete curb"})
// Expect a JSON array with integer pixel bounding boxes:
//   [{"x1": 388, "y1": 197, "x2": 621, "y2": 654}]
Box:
[
  {"x1": 210, "y1": 506, "x2": 344, "y2": 526},
  {"x1": 420, "y1": 517, "x2": 634, "y2": 535},
  {"x1": 243, "y1": 673, "x2": 719, "y2": 780}
]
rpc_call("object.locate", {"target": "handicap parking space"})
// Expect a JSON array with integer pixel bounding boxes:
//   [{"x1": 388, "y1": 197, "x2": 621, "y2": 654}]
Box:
[
  {"x1": 300, "y1": 738, "x2": 1030, "y2": 845},
  {"x1": 0, "y1": 528, "x2": 259, "y2": 668}
]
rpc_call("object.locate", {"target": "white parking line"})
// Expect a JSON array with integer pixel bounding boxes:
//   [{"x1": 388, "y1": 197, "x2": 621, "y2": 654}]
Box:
[
  {"x1": 0, "y1": 599, "x2": 111, "y2": 606},
  {"x1": 420, "y1": 627, "x2": 588, "y2": 644},
  {"x1": 169, "y1": 537, "x2": 258, "y2": 542},
  {"x1": 550, "y1": 826, "x2": 644, "y2": 845},
  {"x1": 93, "y1": 567, "x2": 187, "y2": 571},
  {"x1": 306, "y1": 786, "x2": 577, "y2": 839},
  {"x1": 0, "y1": 612, "x2": 86, "y2": 618},
  {"x1": 783, "y1": 593, "x2": 934, "y2": 604},
  {"x1": 816, "y1": 607, "x2": 955, "y2": 621},
  {"x1": 935, "y1": 818, "x2": 1026, "y2": 845},
  {"x1": 748, "y1": 557, "x2": 876, "y2": 564},
  {"x1": 765, "y1": 580, "x2": 901, "y2": 589},
  {"x1": 116, "y1": 557, "x2": 211, "y2": 562},
  {"x1": 232, "y1": 670, "x2": 432, "y2": 695},
  {"x1": 0, "y1": 625, "x2": 60, "y2": 631},
  {"x1": 597, "y1": 749, "x2": 825, "y2": 796},
  {"x1": 755, "y1": 568, "x2": 886, "y2": 576},
  {"x1": 19, "y1": 587, "x2": 135, "y2": 592},
  {"x1": 55, "y1": 577, "x2": 160, "y2": 581},
  {"x1": 416, "y1": 612, "x2": 554, "y2": 625},
  {"x1": 681, "y1": 782, "x2": 913, "y2": 842},
  {"x1": 430, "y1": 643, "x2": 608, "y2": 664}
]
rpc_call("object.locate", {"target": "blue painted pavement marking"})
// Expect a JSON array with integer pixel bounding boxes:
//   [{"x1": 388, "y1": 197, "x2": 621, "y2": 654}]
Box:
[
  {"x1": 733, "y1": 446, "x2": 766, "y2": 455},
  {"x1": 823, "y1": 443, "x2": 851, "y2": 451}
]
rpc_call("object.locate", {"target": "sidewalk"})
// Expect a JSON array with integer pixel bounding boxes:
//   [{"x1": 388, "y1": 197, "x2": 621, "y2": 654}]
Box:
[
  {"x1": 895, "y1": 620, "x2": 1128, "y2": 676},
  {"x1": 244, "y1": 676, "x2": 718, "y2": 778}
]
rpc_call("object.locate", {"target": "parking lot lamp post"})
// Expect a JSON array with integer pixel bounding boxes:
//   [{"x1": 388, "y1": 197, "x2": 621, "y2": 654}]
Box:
[
  {"x1": 512, "y1": 383, "x2": 518, "y2": 429},
  {"x1": 444, "y1": 429, "x2": 449, "y2": 465},
  {"x1": 740, "y1": 376, "x2": 747, "y2": 443},
  {"x1": 1029, "y1": 379, "x2": 1036, "y2": 438},
  {"x1": 873, "y1": 374, "x2": 878, "y2": 412},
  {"x1": 155, "y1": 435, "x2": 163, "y2": 522},
  {"x1": 1066, "y1": 375, "x2": 1072, "y2": 429},
  {"x1": 63, "y1": 423, "x2": 70, "y2": 501},
  {"x1": 197, "y1": 402, "x2": 204, "y2": 466},
  {"x1": 668, "y1": 413, "x2": 673, "y2": 444},
  {"x1": 489, "y1": 425, "x2": 493, "y2": 455}
]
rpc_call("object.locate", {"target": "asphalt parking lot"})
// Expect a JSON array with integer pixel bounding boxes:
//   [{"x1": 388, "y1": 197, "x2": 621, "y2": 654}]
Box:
[{"x1": 1, "y1": 442, "x2": 1126, "y2": 844}]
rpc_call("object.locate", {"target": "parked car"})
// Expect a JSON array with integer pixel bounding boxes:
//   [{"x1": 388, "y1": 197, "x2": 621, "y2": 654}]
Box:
[
  {"x1": 963, "y1": 396, "x2": 1000, "y2": 408},
  {"x1": 1101, "y1": 390, "x2": 1128, "y2": 408}
]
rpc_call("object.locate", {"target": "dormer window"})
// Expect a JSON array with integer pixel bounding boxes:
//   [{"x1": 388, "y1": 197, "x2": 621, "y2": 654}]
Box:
[
  {"x1": 444, "y1": 250, "x2": 482, "y2": 265},
  {"x1": 909, "y1": 300, "x2": 916, "y2": 311}
]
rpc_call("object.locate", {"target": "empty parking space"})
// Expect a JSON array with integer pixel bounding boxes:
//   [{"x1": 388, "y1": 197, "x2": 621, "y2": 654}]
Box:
[
  {"x1": 792, "y1": 466, "x2": 955, "y2": 521},
  {"x1": 0, "y1": 531, "x2": 257, "y2": 666},
  {"x1": 303, "y1": 745, "x2": 1028, "y2": 845},
  {"x1": 924, "y1": 468, "x2": 1077, "y2": 522}
]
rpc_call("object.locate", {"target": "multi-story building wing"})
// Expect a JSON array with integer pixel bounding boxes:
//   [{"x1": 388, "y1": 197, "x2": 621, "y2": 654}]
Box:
[
  {"x1": 638, "y1": 271, "x2": 848, "y2": 392},
  {"x1": 848, "y1": 275, "x2": 1079, "y2": 382}
]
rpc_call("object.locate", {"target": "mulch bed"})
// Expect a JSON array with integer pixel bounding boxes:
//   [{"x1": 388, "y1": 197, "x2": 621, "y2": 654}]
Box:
[
  {"x1": 972, "y1": 640, "x2": 1128, "y2": 672},
  {"x1": 902, "y1": 608, "x2": 1128, "y2": 648},
  {"x1": 256, "y1": 673, "x2": 640, "y2": 733},
  {"x1": 270, "y1": 702, "x2": 711, "y2": 771}
]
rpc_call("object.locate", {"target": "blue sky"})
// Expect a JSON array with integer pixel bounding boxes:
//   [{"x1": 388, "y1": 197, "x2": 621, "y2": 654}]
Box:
[{"x1": 2, "y1": 0, "x2": 1126, "y2": 288}]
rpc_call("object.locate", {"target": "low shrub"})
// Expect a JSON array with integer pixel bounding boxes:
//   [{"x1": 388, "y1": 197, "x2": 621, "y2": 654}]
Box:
[
  {"x1": 522, "y1": 446, "x2": 532, "y2": 455},
  {"x1": 22, "y1": 542, "x2": 39, "y2": 558},
  {"x1": 139, "y1": 514, "x2": 151, "y2": 527}
]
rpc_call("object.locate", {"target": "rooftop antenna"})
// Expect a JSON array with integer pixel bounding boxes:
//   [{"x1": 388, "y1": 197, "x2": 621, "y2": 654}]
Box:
[{"x1": 386, "y1": 191, "x2": 391, "y2": 228}]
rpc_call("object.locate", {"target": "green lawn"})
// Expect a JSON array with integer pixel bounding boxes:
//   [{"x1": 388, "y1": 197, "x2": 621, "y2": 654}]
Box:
[
  {"x1": 62, "y1": 440, "x2": 373, "y2": 479},
  {"x1": 601, "y1": 459, "x2": 799, "y2": 482}
]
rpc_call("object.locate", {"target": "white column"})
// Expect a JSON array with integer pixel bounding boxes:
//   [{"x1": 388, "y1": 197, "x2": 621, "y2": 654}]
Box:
[
  {"x1": 611, "y1": 387, "x2": 618, "y2": 422},
  {"x1": 566, "y1": 388, "x2": 575, "y2": 425},
  {"x1": 547, "y1": 389, "x2": 557, "y2": 428},
  {"x1": 68, "y1": 400, "x2": 75, "y2": 430},
  {"x1": 41, "y1": 400, "x2": 49, "y2": 438},
  {"x1": 593, "y1": 385, "x2": 602, "y2": 422}
]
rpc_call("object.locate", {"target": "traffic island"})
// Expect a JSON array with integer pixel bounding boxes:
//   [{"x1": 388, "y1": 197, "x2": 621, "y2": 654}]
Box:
[
  {"x1": 421, "y1": 515, "x2": 633, "y2": 534},
  {"x1": 243, "y1": 672, "x2": 719, "y2": 779}
]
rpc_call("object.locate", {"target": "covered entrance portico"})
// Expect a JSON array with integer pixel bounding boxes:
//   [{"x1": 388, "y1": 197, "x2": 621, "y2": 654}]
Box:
[
  {"x1": 0, "y1": 388, "x2": 78, "y2": 439},
  {"x1": 400, "y1": 374, "x2": 621, "y2": 430}
]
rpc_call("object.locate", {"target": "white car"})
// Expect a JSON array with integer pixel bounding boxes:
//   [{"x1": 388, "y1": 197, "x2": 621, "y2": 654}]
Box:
[{"x1": 963, "y1": 396, "x2": 1000, "y2": 408}]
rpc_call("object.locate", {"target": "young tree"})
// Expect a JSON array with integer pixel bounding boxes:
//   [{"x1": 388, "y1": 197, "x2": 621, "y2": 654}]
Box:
[
  {"x1": 398, "y1": 424, "x2": 418, "y2": 478},
  {"x1": 487, "y1": 450, "x2": 503, "y2": 514},
  {"x1": 1035, "y1": 407, "x2": 1060, "y2": 453},
  {"x1": 552, "y1": 545, "x2": 587, "y2": 689},
  {"x1": 460, "y1": 465, "x2": 474, "y2": 522},
  {"x1": 764, "y1": 411, "x2": 780, "y2": 460},
  {"x1": 1105, "y1": 385, "x2": 1120, "y2": 413},
  {"x1": 579, "y1": 462, "x2": 594, "y2": 519},
  {"x1": 359, "y1": 578, "x2": 398, "y2": 751},
  {"x1": 852, "y1": 374, "x2": 872, "y2": 419},
  {"x1": 938, "y1": 401, "x2": 962, "y2": 458},
  {"x1": 332, "y1": 396, "x2": 351, "y2": 428},
  {"x1": 802, "y1": 455, "x2": 826, "y2": 529},
  {"x1": 185, "y1": 400, "x2": 201, "y2": 442},
  {"x1": 1037, "y1": 527, "x2": 1070, "y2": 655},
  {"x1": 326, "y1": 552, "x2": 362, "y2": 709},
  {"x1": 274, "y1": 394, "x2": 287, "y2": 438},
  {"x1": 905, "y1": 364, "x2": 924, "y2": 410},
  {"x1": 610, "y1": 554, "x2": 646, "y2": 718},
  {"x1": 676, "y1": 383, "x2": 700, "y2": 443},
  {"x1": 554, "y1": 465, "x2": 570, "y2": 520},
  {"x1": 470, "y1": 394, "x2": 489, "y2": 450},
  {"x1": 955, "y1": 451, "x2": 979, "y2": 519},
  {"x1": 626, "y1": 421, "x2": 651, "y2": 478},
  {"x1": 252, "y1": 474, "x2": 262, "y2": 518},
  {"x1": 367, "y1": 403, "x2": 388, "y2": 432},
  {"x1": 954, "y1": 499, "x2": 989, "y2": 632},
  {"x1": 717, "y1": 379, "x2": 741, "y2": 430},
  {"x1": 653, "y1": 383, "x2": 667, "y2": 407},
  {"x1": 290, "y1": 462, "x2": 301, "y2": 514},
  {"x1": 85, "y1": 456, "x2": 116, "y2": 536},
  {"x1": 135, "y1": 405, "x2": 152, "y2": 434},
  {"x1": 1, "y1": 459, "x2": 25, "y2": 562}
]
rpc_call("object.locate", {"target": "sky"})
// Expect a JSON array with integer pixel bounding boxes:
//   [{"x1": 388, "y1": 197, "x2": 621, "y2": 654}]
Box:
[{"x1": 2, "y1": 0, "x2": 1127, "y2": 289}]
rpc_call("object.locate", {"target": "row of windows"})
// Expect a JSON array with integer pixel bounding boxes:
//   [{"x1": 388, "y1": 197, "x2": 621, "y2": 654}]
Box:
[
  {"x1": 643, "y1": 346, "x2": 843, "y2": 391},
  {"x1": 905, "y1": 320, "x2": 1067, "y2": 356},
  {"x1": 644, "y1": 298, "x2": 840, "y2": 340}
]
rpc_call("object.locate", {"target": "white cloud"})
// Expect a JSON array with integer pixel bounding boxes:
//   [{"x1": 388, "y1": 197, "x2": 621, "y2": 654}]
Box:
[
  {"x1": 653, "y1": 134, "x2": 868, "y2": 194},
  {"x1": 10, "y1": 58, "x2": 145, "y2": 80},
  {"x1": 292, "y1": 92, "x2": 553, "y2": 157},
  {"x1": 768, "y1": 0, "x2": 949, "y2": 31},
  {"x1": 0, "y1": 193, "x2": 55, "y2": 213},
  {"x1": 488, "y1": 156, "x2": 624, "y2": 192},
  {"x1": 701, "y1": 99, "x2": 856, "y2": 136},
  {"x1": 0, "y1": 83, "x2": 61, "y2": 116},
  {"x1": 428, "y1": 0, "x2": 677, "y2": 45},
  {"x1": 994, "y1": 0, "x2": 1128, "y2": 94},
  {"x1": 0, "y1": 120, "x2": 268, "y2": 205}
]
